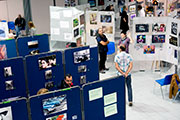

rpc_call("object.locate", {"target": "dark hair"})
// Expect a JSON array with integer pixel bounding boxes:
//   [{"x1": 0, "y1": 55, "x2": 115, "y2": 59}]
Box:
[
  {"x1": 121, "y1": 31, "x2": 126, "y2": 35},
  {"x1": 123, "y1": 6, "x2": 126, "y2": 11},
  {"x1": 138, "y1": 5, "x2": 142, "y2": 10},
  {"x1": 65, "y1": 74, "x2": 72, "y2": 79},
  {"x1": 120, "y1": 46, "x2": 126, "y2": 51}
]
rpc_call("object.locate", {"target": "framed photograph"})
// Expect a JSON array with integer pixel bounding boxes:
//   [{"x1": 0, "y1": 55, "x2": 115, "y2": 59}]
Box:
[
  {"x1": 88, "y1": 0, "x2": 96, "y2": 7},
  {"x1": 80, "y1": 14, "x2": 85, "y2": 25},
  {"x1": 80, "y1": 26, "x2": 85, "y2": 36},
  {"x1": 45, "y1": 70, "x2": 52, "y2": 80},
  {"x1": 90, "y1": 13, "x2": 97, "y2": 24},
  {"x1": 29, "y1": 49, "x2": 39, "y2": 55},
  {"x1": 0, "y1": 27, "x2": 6, "y2": 38},
  {"x1": 42, "y1": 94, "x2": 67, "y2": 116},
  {"x1": 136, "y1": 24, "x2": 149, "y2": 33},
  {"x1": 5, "y1": 80, "x2": 14, "y2": 90},
  {"x1": 74, "y1": 49, "x2": 90, "y2": 64},
  {"x1": 74, "y1": 28, "x2": 79, "y2": 37},
  {"x1": 90, "y1": 29, "x2": 97, "y2": 36},
  {"x1": 78, "y1": 65, "x2": 87, "y2": 73},
  {"x1": 38, "y1": 55, "x2": 56, "y2": 70},
  {"x1": 144, "y1": 45, "x2": 155, "y2": 54},
  {"x1": 4, "y1": 67, "x2": 13, "y2": 77},
  {"x1": 171, "y1": 22, "x2": 177, "y2": 35},
  {"x1": 80, "y1": 75, "x2": 86, "y2": 84},
  {"x1": 152, "y1": 35, "x2": 165, "y2": 43},
  {"x1": 152, "y1": 23, "x2": 166, "y2": 32},
  {"x1": 73, "y1": 18, "x2": 79, "y2": 28},
  {"x1": 137, "y1": 35, "x2": 146, "y2": 43},
  {"x1": 27, "y1": 40, "x2": 38, "y2": 48},
  {"x1": 102, "y1": 26, "x2": 113, "y2": 34},
  {"x1": 0, "y1": 106, "x2": 13, "y2": 120},
  {"x1": 169, "y1": 35, "x2": 177, "y2": 46},
  {"x1": 46, "y1": 113, "x2": 67, "y2": 120},
  {"x1": 0, "y1": 44, "x2": 7, "y2": 60},
  {"x1": 101, "y1": 15, "x2": 111, "y2": 23},
  {"x1": 45, "y1": 81, "x2": 54, "y2": 89}
]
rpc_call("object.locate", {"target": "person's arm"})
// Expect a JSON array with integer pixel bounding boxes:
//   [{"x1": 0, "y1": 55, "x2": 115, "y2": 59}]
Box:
[
  {"x1": 125, "y1": 62, "x2": 133, "y2": 77},
  {"x1": 123, "y1": 18, "x2": 126, "y2": 22},
  {"x1": 100, "y1": 40, "x2": 109, "y2": 46},
  {"x1": 115, "y1": 62, "x2": 125, "y2": 75}
]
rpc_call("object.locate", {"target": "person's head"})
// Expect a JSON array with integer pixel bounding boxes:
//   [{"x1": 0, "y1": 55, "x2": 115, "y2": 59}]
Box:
[
  {"x1": 120, "y1": 31, "x2": 126, "y2": 39},
  {"x1": 18, "y1": 14, "x2": 22, "y2": 19},
  {"x1": 110, "y1": 5, "x2": 114, "y2": 11},
  {"x1": 64, "y1": 74, "x2": 73, "y2": 85},
  {"x1": 138, "y1": 5, "x2": 142, "y2": 11},
  {"x1": 28, "y1": 21, "x2": 35, "y2": 28},
  {"x1": 98, "y1": 28, "x2": 103, "y2": 35},
  {"x1": 76, "y1": 38, "x2": 82, "y2": 47},
  {"x1": 37, "y1": 88, "x2": 49, "y2": 95},
  {"x1": 123, "y1": 6, "x2": 127, "y2": 11},
  {"x1": 119, "y1": 44, "x2": 126, "y2": 52}
]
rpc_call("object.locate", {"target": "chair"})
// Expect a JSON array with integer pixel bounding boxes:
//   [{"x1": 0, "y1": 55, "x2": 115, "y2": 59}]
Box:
[
  {"x1": 155, "y1": 74, "x2": 173, "y2": 99},
  {"x1": 107, "y1": 42, "x2": 115, "y2": 55},
  {"x1": 8, "y1": 21, "x2": 15, "y2": 30},
  {"x1": 174, "y1": 80, "x2": 180, "y2": 100}
]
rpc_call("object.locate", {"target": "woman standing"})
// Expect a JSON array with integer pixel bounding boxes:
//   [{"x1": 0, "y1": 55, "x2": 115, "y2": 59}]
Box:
[
  {"x1": 28, "y1": 21, "x2": 36, "y2": 36},
  {"x1": 120, "y1": 6, "x2": 129, "y2": 33}
]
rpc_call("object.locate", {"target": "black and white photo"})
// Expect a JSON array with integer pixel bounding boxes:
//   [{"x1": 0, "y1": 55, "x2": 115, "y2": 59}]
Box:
[
  {"x1": 74, "y1": 49, "x2": 90, "y2": 63},
  {"x1": 171, "y1": 22, "x2": 177, "y2": 35},
  {"x1": 45, "y1": 70, "x2": 52, "y2": 80},
  {"x1": 80, "y1": 75, "x2": 86, "y2": 84},
  {"x1": 5, "y1": 80, "x2": 14, "y2": 90},
  {"x1": 4, "y1": 67, "x2": 13, "y2": 77},
  {"x1": 45, "y1": 81, "x2": 54, "y2": 89},
  {"x1": 78, "y1": 65, "x2": 87, "y2": 73}
]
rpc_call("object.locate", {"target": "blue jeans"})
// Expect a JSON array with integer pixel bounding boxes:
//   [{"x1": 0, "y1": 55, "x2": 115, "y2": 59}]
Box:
[{"x1": 125, "y1": 75, "x2": 133, "y2": 102}]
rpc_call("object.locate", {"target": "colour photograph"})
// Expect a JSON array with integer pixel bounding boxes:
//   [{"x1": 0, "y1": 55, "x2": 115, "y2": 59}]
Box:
[
  {"x1": 0, "y1": 44, "x2": 7, "y2": 60},
  {"x1": 144, "y1": 45, "x2": 155, "y2": 54},
  {"x1": 90, "y1": 13, "x2": 97, "y2": 24},
  {"x1": 101, "y1": 15, "x2": 111, "y2": 23},
  {"x1": 152, "y1": 23, "x2": 166, "y2": 32},
  {"x1": 0, "y1": 27, "x2": 5, "y2": 38},
  {"x1": 28, "y1": 40, "x2": 39, "y2": 48},
  {"x1": 5, "y1": 80, "x2": 14, "y2": 90},
  {"x1": 169, "y1": 35, "x2": 177, "y2": 46},
  {"x1": 74, "y1": 49, "x2": 90, "y2": 63},
  {"x1": 73, "y1": 18, "x2": 79, "y2": 28},
  {"x1": 152, "y1": 35, "x2": 165, "y2": 43},
  {"x1": 29, "y1": 49, "x2": 39, "y2": 55},
  {"x1": 136, "y1": 24, "x2": 149, "y2": 33},
  {"x1": 90, "y1": 29, "x2": 97, "y2": 36},
  {"x1": 46, "y1": 113, "x2": 67, "y2": 120},
  {"x1": 137, "y1": 35, "x2": 146, "y2": 43},
  {"x1": 102, "y1": 26, "x2": 113, "y2": 34},
  {"x1": 80, "y1": 14, "x2": 85, "y2": 25},
  {"x1": 38, "y1": 55, "x2": 56, "y2": 70}
]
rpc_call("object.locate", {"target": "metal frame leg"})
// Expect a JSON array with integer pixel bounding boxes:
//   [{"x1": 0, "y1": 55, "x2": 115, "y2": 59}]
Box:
[{"x1": 160, "y1": 86, "x2": 164, "y2": 99}]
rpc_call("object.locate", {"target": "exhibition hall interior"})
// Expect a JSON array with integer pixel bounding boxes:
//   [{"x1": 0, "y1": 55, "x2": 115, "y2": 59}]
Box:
[{"x1": 0, "y1": 0, "x2": 180, "y2": 120}]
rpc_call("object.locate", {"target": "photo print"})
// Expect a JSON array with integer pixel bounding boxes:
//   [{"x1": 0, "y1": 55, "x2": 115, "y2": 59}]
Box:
[
  {"x1": 5, "y1": 80, "x2": 14, "y2": 90},
  {"x1": 64, "y1": 0, "x2": 76, "y2": 7},
  {"x1": 152, "y1": 23, "x2": 166, "y2": 32},
  {"x1": 29, "y1": 49, "x2": 39, "y2": 55},
  {"x1": 74, "y1": 49, "x2": 90, "y2": 63},
  {"x1": 80, "y1": 75, "x2": 86, "y2": 84},
  {"x1": 74, "y1": 28, "x2": 79, "y2": 37},
  {"x1": 80, "y1": 14, "x2": 85, "y2": 25},
  {"x1": 4, "y1": 66, "x2": 13, "y2": 77},
  {"x1": 169, "y1": 35, "x2": 177, "y2": 46},
  {"x1": 101, "y1": 15, "x2": 111, "y2": 23},
  {"x1": 0, "y1": 106, "x2": 13, "y2": 120},
  {"x1": 90, "y1": 29, "x2": 97, "y2": 36},
  {"x1": 38, "y1": 55, "x2": 56, "y2": 70},
  {"x1": 73, "y1": 18, "x2": 79, "y2": 28},
  {"x1": 144, "y1": 45, "x2": 155, "y2": 54},
  {"x1": 174, "y1": 50, "x2": 177, "y2": 58},
  {"x1": 42, "y1": 94, "x2": 67, "y2": 116},
  {"x1": 90, "y1": 13, "x2": 97, "y2": 24},
  {"x1": 80, "y1": 26, "x2": 85, "y2": 35},
  {"x1": 102, "y1": 26, "x2": 113, "y2": 34},
  {"x1": 45, "y1": 81, "x2": 54, "y2": 89},
  {"x1": 152, "y1": 35, "x2": 165, "y2": 43},
  {"x1": 136, "y1": 24, "x2": 149, "y2": 33},
  {"x1": 45, "y1": 70, "x2": 52, "y2": 80},
  {"x1": 27, "y1": 40, "x2": 38, "y2": 48},
  {"x1": 171, "y1": 22, "x2": 178, "y2": 35},
  {"x1": 0, "y1": 44, "x2": 7, "y2": 60},
  {"x1": 129, "y1": 5, "x2": 136, "y2": 12},
  {"x1": 78, "y1": 65, "x2": 87, "y2": 73},
  {"x1": 0, "y1": 27, "x2": 5, "y2": 38},
  {"x1": 88, "y1": 0, "x2": 96, "y2": 7},
  {"x1": 46, "y1": 113, "x2": 67, "y2": 120},
  {"x1": 137, "y1": 35, "x2": 146, "y2": 43},
  {"x1": 98, "y1": 0, "x2": 104, "y2": 5}
]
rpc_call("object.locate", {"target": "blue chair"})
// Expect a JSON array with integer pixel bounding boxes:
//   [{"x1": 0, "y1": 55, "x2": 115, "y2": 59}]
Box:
[
  {"x1": 1, "y1": 20, "x2": 6, "y2": 22},
  {"x1": 155, "y1": 74, "x2": 173, "y2": 99},
  {"x1": 8, "y1": 21, "x2": 15, "y2": 30},
  {"x1": 107, "y1": 42, "x2": 115, "y2": 55}
]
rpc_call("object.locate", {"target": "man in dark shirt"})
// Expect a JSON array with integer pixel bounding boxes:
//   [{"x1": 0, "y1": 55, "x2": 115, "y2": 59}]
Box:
[
  {"x1": 60, "y1": 74, "x2": 73, "y2": 89},
  {"x1": 15, "y1": 14, "x2": 26, "y2": 36},
  {"x1": 96, "y1": 28, "x2": 109, "y2": 74}
]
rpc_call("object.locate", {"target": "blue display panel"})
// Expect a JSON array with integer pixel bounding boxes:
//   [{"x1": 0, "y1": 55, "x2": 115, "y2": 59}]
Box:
[
  {"x1": 29, "y1": 87, "x2": 82, "y2": 120},
  {"x1": 17, "y1": 34, "x2": 50, "y2": 57},
  {"x1": 25, "y1": 51, "x2": 64, "y2": 96},
  {"x1": 82, "y1": 76, "x2": 126, "y2": 120},
  {"x1": 64, "y1": 46, "x2": 99, "y2": 86},
  {"x1": 0, "y1": 57, "x2": 27, "y2": 102},
  {"x1": 0, "y1": 98, "x2": 29, "y2": 120}
]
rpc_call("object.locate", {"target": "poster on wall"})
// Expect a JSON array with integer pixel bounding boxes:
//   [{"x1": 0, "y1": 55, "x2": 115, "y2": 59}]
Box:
[
  {"x1": 80, "y1": 14, "x2": 85, "y2": 25},
  {"x1": 46, "y1": 113, "x2": 67, "y2": 120},
  {"x1": 0, "y1": 106, "x2": 13, "y2": 119},
  {"x1": 171, "y1": 22, "x2": 177, "y2": 35},
  {"x1": 0, "y1": 22, "x2": 8, "y2": 40},
  {"x1": 129, "y1": 5, "x2": 136, "y2": 12},
  {"x1": 101, "y1": 15, "x2": 112, "y2": 23},
  {"x1": 152, "y1": 23, "x2": 166, "y2": 32},
  {"x1": 90, "y1": 13, "x2": 97, "y2": 24},
  {"x1": 64, "y1": 0, "x2": 76, "y2": 7},
  {"x1": 38, "y1": 55, "x2": 56, "y2": 70},
  {"x1": 169, "y1": 35, "x2": 177, "y2": 46},
  {"x1": 0, "y1": 44, "x2": 7, "y2": 60},
  {"x1": 137, "y1": 35, "x2": 146, "y2": 43},
  {"x1": 88, "y1": 0, "x2": 96, "y2": 7},
  {"x1": 152, "y1": 35, "x2": 165, "y2": 43},
  {"x1": 98, "y1": 0, "x2": 104, "y2": 6},
  {"x1": 102, "y1": 26, "x2": 113, "y2": 34},
  {"x1": 136, "y1": 24, "x2": 149, "y2": 33},
  {"x1": 144, "y1": 45, "x2": 155, "y2": 54}
]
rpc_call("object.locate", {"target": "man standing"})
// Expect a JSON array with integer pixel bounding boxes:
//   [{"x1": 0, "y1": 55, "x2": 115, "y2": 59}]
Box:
[
  {"x1": 15, "y1": 14, "x2": 26, "y2": 37},
  {"x1": 114, "y1": 45, "x2": 133, "y2": 106},
  {"x1": 96, "y1": 28, "x2": 109, "y2": 74},
  {"x1": 60, "y1": 74, "x2": 74, "y2": 89}
]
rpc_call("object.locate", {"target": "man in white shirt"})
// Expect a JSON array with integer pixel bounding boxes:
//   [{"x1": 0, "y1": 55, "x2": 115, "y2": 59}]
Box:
[{"x1": 138, "y1": 5, "x2": 145, "y2": 17}]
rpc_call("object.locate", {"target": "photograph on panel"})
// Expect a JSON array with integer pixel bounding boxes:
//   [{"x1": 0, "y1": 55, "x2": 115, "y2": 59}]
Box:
[
  {"x1": 136, "y1": 24, "x2": 149, "y2": 33},
  {"x1": 65, "y1": 0, "x2": 76, "y2": 7},
  {"x1": 0, "y1": 106, "x2": 13, "y2": 120},
  {"x1": 152, "y1": 23, "x2": 166, "y2": 32},
  {"x1": 5, "y1": 80, "x2": 14, "y2": 90},
  {"x1": 78, "y1": 65, "x2": 87, "y2": 73},
  {"x1": 169, "y1": 35, "x2": 178, "y2": 46},
  {"x1": 46, "y1": 113, "x2": 67, "y2": 120},
  {"x1": 137, "y1": 35, "x2": 146, "y2": 43},
  {"x1": 144, "y1": 45, "x2": 155, "y2": 54},
  {"x1": 80, "y1": 14, "x2": 85, "y2": 25},
  {"x1": 90, "y1": 13, "x2": 97, "y2": 24},
  {"x1": 0, "y1": 44, "x2": 7, "y2": 60},
  {"x1": 38, "y1": 55, "x2": 56, "y2": 70},
  {"x1": 73, "y1": 49, "x2": 90, "y2": 63},
  {"x1": 29, "y1": 49, "x2": 39, "y2": 55},
  {"x1": 102, "y1": 26, "x2": 113, "y2": 34},
  {"x1": 152, "y1": 35, "x2": 165, "y2": 43},
  {"x1": 0, "y1": 26, "x2": 6, "y2": 38},
  {"x1": 4, "y1": 66, "x2": 13, "y2": 77},
  {"x1": 42, "y1": 94, "x2": 67, "y2": 116},
  {"x1": 80, "y1": 26, "x2": 85, "y2": 36},
  {"x1": 45, "y1": 70, "x2": 52, "y2": 80},
  {"x1": 73, "y1": 18, "x2": 79, "y2": 28},
  {"x1": 74, "y1": 28, "x2": 79, "y2": 37},
  {"x1": 27, "y1": 40, "x2": 39, "y2": 48},
  {"x1": 80, "y1": 75, "x2": 86, "y2": 84},
  {"x1": 90, "y1": 29, "x2": 98, "y2": 36},
  {"x1": 45, "y1": 81, "x2": 54, "y2": 89},
  {"x1": 171, "y1": 22, "x2": 177, "y2": 35},
  {"x1": 101, "y1": 15, "x2": 112, "y2": 23}
]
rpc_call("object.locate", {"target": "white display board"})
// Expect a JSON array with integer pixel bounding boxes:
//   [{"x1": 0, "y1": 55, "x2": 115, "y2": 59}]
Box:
[
  {"x1": 85, "y1": 11, "x2": 115, "y2": 46},
  {"x1": 130, "y1": 17, "x2": 180, "y2": 65},
  {"x1": 0, "y1": 22, "x2": 9, "y2": 40},
  {"x1": 50, "y1": 6, "x2": 85, "y2": 43}
]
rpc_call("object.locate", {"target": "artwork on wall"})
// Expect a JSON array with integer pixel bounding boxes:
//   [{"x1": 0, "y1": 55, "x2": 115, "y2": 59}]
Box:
[
  {"x1": 0, "y1": 27, "x2": 5, "y2": 38},
  {"x1": 152, "y1": 23, "x2": 166, "y2": 32},
  {"x1": 4, "y1": 67, "x2": 13, "y2": 77},
  {"x1": 144, "y1": 45, "x2": 155, "y2": 54},
  {"x1": 42, "y1": 95, "x2": 67, "y2": 116},
  {"x1": 0, "y1": 44, "x2": 7, "y2": 60},
  {"x1": 102, "y1": 26, "x2": 113, "y2": 34},
  {"x1": 129, "y1": 5, "x2": 136, "y2": 12},
  {"x1": 46, "y1": 113, "x2": 67, "y2": 120},
  {"x1": 98, "y1": 0, "x2": 104, "y2": 6},
  {"x1": 169, "y1": 35, "x2": 177, "y2": 46},
  {"x1": 45, "y1": 70, "x2": 52, "y2": 80},
  {"x1": 137, "y1": 35, "x2": 146, "y2": 43},
  {"x1": 73, "y1": 18, "x2": 79, "y2": 28},
  {"x1": 136, "y1": 24, "x2": 149, "y2": 33},
  {"x1": 38, "y1": 55, "x2": 56, "y2": 70},
  {"x1": 90, "y1": 13, "x2": 97, "y2": 24},
  {"x1": 101, "y1": 15, "x2": 112, "y2": 23},
  {"x1": 174, "y1": 50, "x2": 177, "y2": 58},
  {"x1": 152, "y1": 35, "x2": 165, "y2": 43},
  {"x1": 73, "y1": 49, "x2": 90, "y2": 64},
  {"x1": 88, "y1": 0, "x2": 96, "y2": 7},
  {"x1": 64, "y1": 0, "x2": 76, "y2": 7},
  {"x1": 90, "y1": 29, "x2": 97, "y2": 36},
  {"x1": 74, "y1": 28, "x2": 79, "y2": 37},
  {"x1": 171, "y1": 22, "x2": 177, "y2": 35},
  {"x1": 130, "y1": 14, "x2": 136, "y2": 19},
  {"x1": 0, "y1": 106, "x2": 13, "y2": 119},
  {"x1": 80, "y1": 26, "x2": 85, "y2": 36},
  {"x1": 5, "y1": 80, "x2": 14, "y2": 90},
  {"x1": 80, "y1": 14, "x2": 85, "y2": 25}
]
